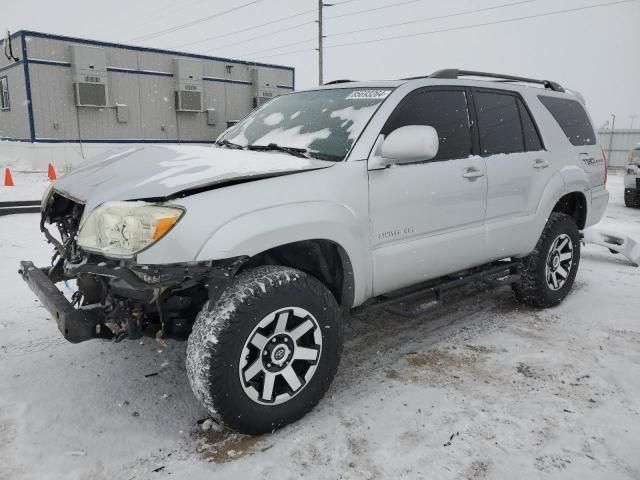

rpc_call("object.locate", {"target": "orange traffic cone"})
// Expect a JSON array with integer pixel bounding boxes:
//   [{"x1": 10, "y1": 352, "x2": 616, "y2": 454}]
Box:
[
  {"x1": 48, "y1": 163, "x2": 57, "y2": 181},
  {"x1": 4, "y1": 167, "x2": 14, "y2": 186}
]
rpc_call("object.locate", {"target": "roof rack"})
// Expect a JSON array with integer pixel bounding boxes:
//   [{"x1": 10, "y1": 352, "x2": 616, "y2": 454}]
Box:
[
  {"x1": 323, "y1": 79, "x2": 355, "y2": 85},
  {"x1": 406, "y1": 69, "x2": 564, "y2": 92}
]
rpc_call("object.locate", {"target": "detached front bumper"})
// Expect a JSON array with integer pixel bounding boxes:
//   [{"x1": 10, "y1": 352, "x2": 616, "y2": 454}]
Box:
[{"x1": 18, "y1": 261, "x2": 106, "y2": 343}]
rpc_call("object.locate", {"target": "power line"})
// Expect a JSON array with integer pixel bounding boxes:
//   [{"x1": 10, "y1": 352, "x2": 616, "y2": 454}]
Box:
[
  {"x1": 325, "y1": 0, "x2": 637, "y2": 49},
  {"x1": 236, "y1": 0, "x2": 534, "y2": 58},
  {"x1": 326, "y1": 0, "x2": 431, "y2": 21},
  {"x1": 329, "y1": 0, "x2": 536, "y2": 38},
  {"x1": 201, "y1": 20, "x2": 315, "y2": 53},
  {"x1": 245, "y1": 0, "x2": 635, "y2": 60},
  {"x1": 177, "y1": 0, "x2": 368, "y2": 53},
  {"x1": 172, "y1": 8, "x2": 316, "y2": 50},
  {"x1": 127, "y1": 0, "x2": 263, "y2": 43}
]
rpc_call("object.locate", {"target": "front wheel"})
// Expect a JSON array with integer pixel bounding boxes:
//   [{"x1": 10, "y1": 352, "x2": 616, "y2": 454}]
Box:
[
  {"x1": 512, "y1": 212, "x2": 581, "y2": 307},
  {"x1": 186, "y1": 266, "x2": 342, "y2": 435}
]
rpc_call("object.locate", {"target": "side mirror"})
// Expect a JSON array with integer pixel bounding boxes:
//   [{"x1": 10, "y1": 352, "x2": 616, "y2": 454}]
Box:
[{"x1": 371, "y1": 125, "x2": 439, "y2": 169}]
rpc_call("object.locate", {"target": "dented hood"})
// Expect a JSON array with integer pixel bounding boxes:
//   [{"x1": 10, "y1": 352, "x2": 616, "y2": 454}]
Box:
[{"x1": 52, "y1": 145, "x2": 333, "y2": 211}]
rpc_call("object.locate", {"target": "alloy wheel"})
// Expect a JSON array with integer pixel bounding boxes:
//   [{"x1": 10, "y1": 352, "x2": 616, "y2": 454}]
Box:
[{"x1": 239, "y1": 307, "x2": 322, "y2": 405}]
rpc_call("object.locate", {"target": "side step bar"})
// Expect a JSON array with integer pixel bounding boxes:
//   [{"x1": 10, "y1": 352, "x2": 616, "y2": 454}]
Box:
[{"x1": 353, "y1": 260, "x2": 520, "y2": 318}]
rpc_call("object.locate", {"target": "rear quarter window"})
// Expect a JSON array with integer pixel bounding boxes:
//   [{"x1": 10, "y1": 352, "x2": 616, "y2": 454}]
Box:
[{"x1": 538, "y1": 95, "x2": 596, "y2": 146}]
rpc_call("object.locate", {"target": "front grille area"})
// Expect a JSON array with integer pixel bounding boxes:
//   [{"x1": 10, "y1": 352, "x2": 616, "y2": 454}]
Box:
[{"x1": 44, "y1": 192, "x2": 85, "y2": 262}]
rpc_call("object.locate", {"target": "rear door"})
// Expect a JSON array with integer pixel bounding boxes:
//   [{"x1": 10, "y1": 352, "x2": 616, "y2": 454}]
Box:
[
  {"x1": 472, "y1": 88, "x2": 552, "y2": 260},
  {"x1": 368, "y1": 87, "x2": 487, "y2": 295}
]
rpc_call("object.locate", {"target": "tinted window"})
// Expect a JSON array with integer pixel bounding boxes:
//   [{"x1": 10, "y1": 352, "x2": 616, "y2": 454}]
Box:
[
  {"x1": 518, "y1": 99, "x2": 543, "y2": 151},
  {"x1": 0, "y1": 76, "x2": 9, "y2": 111},
  {"x1": 538, "y1": 95, "x2": 596, "y2": 146},
  {"x1": 475, "y1": 91, "x2": 524, "y2": 155},
  {"x1": 381, "y1": 89, "x2": 471, "y2": 161}
]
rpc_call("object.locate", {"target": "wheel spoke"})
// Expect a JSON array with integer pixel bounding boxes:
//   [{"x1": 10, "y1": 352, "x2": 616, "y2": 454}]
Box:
[
  {"x1": 251, "y1": 332, "x2": 269, "y2": 350},
  {"x1": 243, "y1": 360, "x2": 263, "y2": 383},
  {"x1": 556, "y1": 266, "x2": 568, "y2": 279},
  {"x1": 559, "y1": 252, "x2": 572, "y2": 261},
  {"x1": 289, "y1": 318, "x2": 314, "y2": 341},
  {"x1": 261, "y1": 372, "x2": 276, "y2": 401},
  {"x1": 293, "y1": 347, "x2": 319, "y2": 362},
  {"x1": 550, "y1": 271, "x2": 559, "y2": 288},
  {"x1": 274, "y1": 311, "x2": 289, "y2": 334},
  {"x1": 281, "y1": 366, "x2": 302, "y2": 392},
  {"x1": 557, "y1": 237, "x2": 570, "y2": 251}
]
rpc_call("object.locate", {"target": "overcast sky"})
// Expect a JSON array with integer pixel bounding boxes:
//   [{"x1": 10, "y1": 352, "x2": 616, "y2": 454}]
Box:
[{"x1": 4, "y1": 0, "x2": 639, "y2": 127}]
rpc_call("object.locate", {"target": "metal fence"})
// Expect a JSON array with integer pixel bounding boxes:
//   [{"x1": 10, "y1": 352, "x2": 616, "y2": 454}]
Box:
[{"x1": 597, "y1": 129, "x2": 640, "y2": 170}]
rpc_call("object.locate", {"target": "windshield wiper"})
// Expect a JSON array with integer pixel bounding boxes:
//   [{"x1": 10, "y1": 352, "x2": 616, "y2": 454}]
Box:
[
  {"x1": 216, "y1": 139, "x2": 244, "y2": 150},
  {"x1": 247, "y1": 143, "x2": 309, "y2": 158}
]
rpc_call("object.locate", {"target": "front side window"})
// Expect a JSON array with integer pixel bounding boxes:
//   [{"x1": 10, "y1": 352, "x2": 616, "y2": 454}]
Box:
[
  {"x1": 538, "y1": 95, "x2": 596, "y2": 146},
  {"x1": 381, "y1": 89, "x2": 471, "y2": 161},
  {"x1": 475, "y1": 91, "x2": 525, "y2": 155},
  {"x1": 219, "y1": 88, "x2": 393, "y2": 161},
  {"x1": 0, "y1": 76, "x2": 9, "y2": 111}
]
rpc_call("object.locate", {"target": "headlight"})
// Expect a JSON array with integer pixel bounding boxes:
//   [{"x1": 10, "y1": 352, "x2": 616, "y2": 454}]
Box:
[{"x1": 77, "y1": 202, "x2": 184, "y2": 258}]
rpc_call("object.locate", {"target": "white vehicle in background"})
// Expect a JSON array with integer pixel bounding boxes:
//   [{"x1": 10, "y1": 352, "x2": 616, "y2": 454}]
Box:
[
  {"x1": 624, "y1": 143, "x2": 640, "y2": 208},
  {"x1": 20, "y1": 69, "x2": 608, "y2": 434}
]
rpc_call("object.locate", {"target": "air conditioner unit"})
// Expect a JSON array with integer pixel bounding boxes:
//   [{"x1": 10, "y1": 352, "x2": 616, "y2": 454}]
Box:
[
  {"x1": 251, "y1": 68, "x2": 279, "y2": 108},
  {"x1": 70, "y1": 45, "x2": 108, "y2": 107},
  {"x1": 173, "y1": 58, "x2": 203, "y2": 112}
]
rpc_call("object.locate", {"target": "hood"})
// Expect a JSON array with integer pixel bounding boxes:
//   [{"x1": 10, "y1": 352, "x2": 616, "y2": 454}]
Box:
[{"x1": 52, "y1": 145, "x2": 333, "y2": 211}]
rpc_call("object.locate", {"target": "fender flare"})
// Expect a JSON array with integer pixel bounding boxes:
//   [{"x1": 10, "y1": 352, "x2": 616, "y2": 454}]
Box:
[{"x1": 195, "y1": 201, "x2": 372, "y2": 306}]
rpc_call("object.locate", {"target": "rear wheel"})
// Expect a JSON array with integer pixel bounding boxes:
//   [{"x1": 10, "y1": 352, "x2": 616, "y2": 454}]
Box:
[
  {"x1": 624, "y1": 188, "x2": 640, "y2": 208},
  {"x1": 512, "y1": 212, "x2": 580, "y2": 307},
  {"x1": 186, "y1": 266, "x2": 342, "y2": 435}
]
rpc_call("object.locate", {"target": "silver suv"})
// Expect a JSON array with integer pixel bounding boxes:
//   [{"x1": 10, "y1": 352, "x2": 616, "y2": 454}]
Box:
[
  {"x1": 20, "y1": 69, "x2": 609, "y2": 434},
  {"x1": 625, "y1": 143, "x2": 640, "y2": 208}
]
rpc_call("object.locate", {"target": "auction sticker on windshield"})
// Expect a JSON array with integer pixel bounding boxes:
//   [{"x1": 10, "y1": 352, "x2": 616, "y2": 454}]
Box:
[{"x1": 346, "y1": 90, "x2": 391, "y2": 100}]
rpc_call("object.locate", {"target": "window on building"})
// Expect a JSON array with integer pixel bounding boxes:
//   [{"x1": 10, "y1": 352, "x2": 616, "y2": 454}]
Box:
[
  {"x1": 381, "y1": 89, "x2": 472, "y2": 161},
  {"x1": 0, "y1": 76, "x2": 9, "y2": 111},
  {"x1": 538, "y1": 95, "x2": 596, "y2": 146},
  {"x1": 475, "y1": 91, "x2": 525, "y2": 155}
]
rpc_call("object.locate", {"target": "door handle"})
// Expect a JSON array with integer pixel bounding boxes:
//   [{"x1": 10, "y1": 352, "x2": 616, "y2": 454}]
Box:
[
  {"x1": 462, "y1": 168, "x2": 485, "y2": 179},
  {"x1": 533, "y1": 159, "x2": 549, "y2": 169}
]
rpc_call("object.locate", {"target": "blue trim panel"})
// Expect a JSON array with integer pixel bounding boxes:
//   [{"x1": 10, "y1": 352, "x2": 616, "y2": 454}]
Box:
[
  {"x1": 27, "y1": 60, "x2": 294, "y2": 88},
  {"x1": 28, "y1": 59, "x2": 71, "y2": 68},
  {"x1": 107, "y1": 66, "x2": 172, "y2": 77},
  {"x1": 19, "y1": 30, "x2": 295, "y2": 73},
  {"x1": 33, "y1": 139, "x2": 216, "y2": 144},
  {"x1": 0, "y1": 137, "x2": 32, "y2": 142},
  {"x1": 0, "y1": 61, "x2": 23, "y2": 74},
  {"x1": 20, "y1": 33, "x2": 35, "y2": 142}
]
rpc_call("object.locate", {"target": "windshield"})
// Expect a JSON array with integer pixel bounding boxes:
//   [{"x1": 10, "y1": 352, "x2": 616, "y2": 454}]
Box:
[{"x1": 218, "y1": 87, "x2": 394, "y2": 161}]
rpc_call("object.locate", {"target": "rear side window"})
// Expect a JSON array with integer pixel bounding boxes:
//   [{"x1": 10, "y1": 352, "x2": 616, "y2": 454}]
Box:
[
  {"x1": 538, "y1": 95, "x2": 596, "y2": 146},
  {"x1": 475, "y1": 91, "x2": 524, "y2": 155},
  {"x1": 518, "y1": 99, "x2": 543, "y2": 151},
  {"x1": 381, "y1": 89, "x2": 471, "y2": 161}
]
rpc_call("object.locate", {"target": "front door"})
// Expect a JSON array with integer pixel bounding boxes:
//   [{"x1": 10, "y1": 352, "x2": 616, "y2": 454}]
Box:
[{"x1": 368, "y1": 87, "x2": 488, "y2": 296}]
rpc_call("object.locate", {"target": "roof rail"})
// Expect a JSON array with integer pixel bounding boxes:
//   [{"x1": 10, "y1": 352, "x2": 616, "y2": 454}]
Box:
[
  {"x1": 424, "y1": 69, "x2": 565, "y2": 92},
  {"x1": 323, "y1": 79, "x2": 355, "y2": 85}
]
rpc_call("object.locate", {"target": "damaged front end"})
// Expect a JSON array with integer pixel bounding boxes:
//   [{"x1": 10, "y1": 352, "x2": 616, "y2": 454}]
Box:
[{"x1": 19, "y1": 191, "x2": 244, "y2": 343}]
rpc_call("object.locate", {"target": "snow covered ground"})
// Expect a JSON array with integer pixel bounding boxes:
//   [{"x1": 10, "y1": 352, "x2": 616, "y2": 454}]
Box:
[{"x1": 1, "y1": 175, "x2": 639, "y2": 480}]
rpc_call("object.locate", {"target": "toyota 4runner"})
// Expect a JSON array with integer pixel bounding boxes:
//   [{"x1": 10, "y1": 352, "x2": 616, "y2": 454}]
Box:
[{"x1": 20, "y1": 69, "x2": 609, "y2": 434}]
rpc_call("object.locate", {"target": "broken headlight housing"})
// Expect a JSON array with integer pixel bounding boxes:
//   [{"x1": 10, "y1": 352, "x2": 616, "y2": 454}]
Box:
[{"x1": 77, "y1": 202, "x2": 184, "y2": 258}]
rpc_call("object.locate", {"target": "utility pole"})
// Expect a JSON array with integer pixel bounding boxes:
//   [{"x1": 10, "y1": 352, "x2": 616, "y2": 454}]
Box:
[
  {"x1": 608, "y1": 113, "x2": 616, "y2": 162},
  {"x1": 318, "y1": 0, "x2": 324, "y2": 86}
]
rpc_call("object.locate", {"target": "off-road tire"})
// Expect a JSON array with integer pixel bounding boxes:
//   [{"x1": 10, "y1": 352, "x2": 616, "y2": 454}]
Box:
[
  {"x1": 186, "y1": 266, "x2": 342, "y2": 435},
  {"x1": 624, "y1": 188, "x2": 640, "y2": 208},
  {"x1": 512, "y1": 212, "x2": 580, "y2": 307}
]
